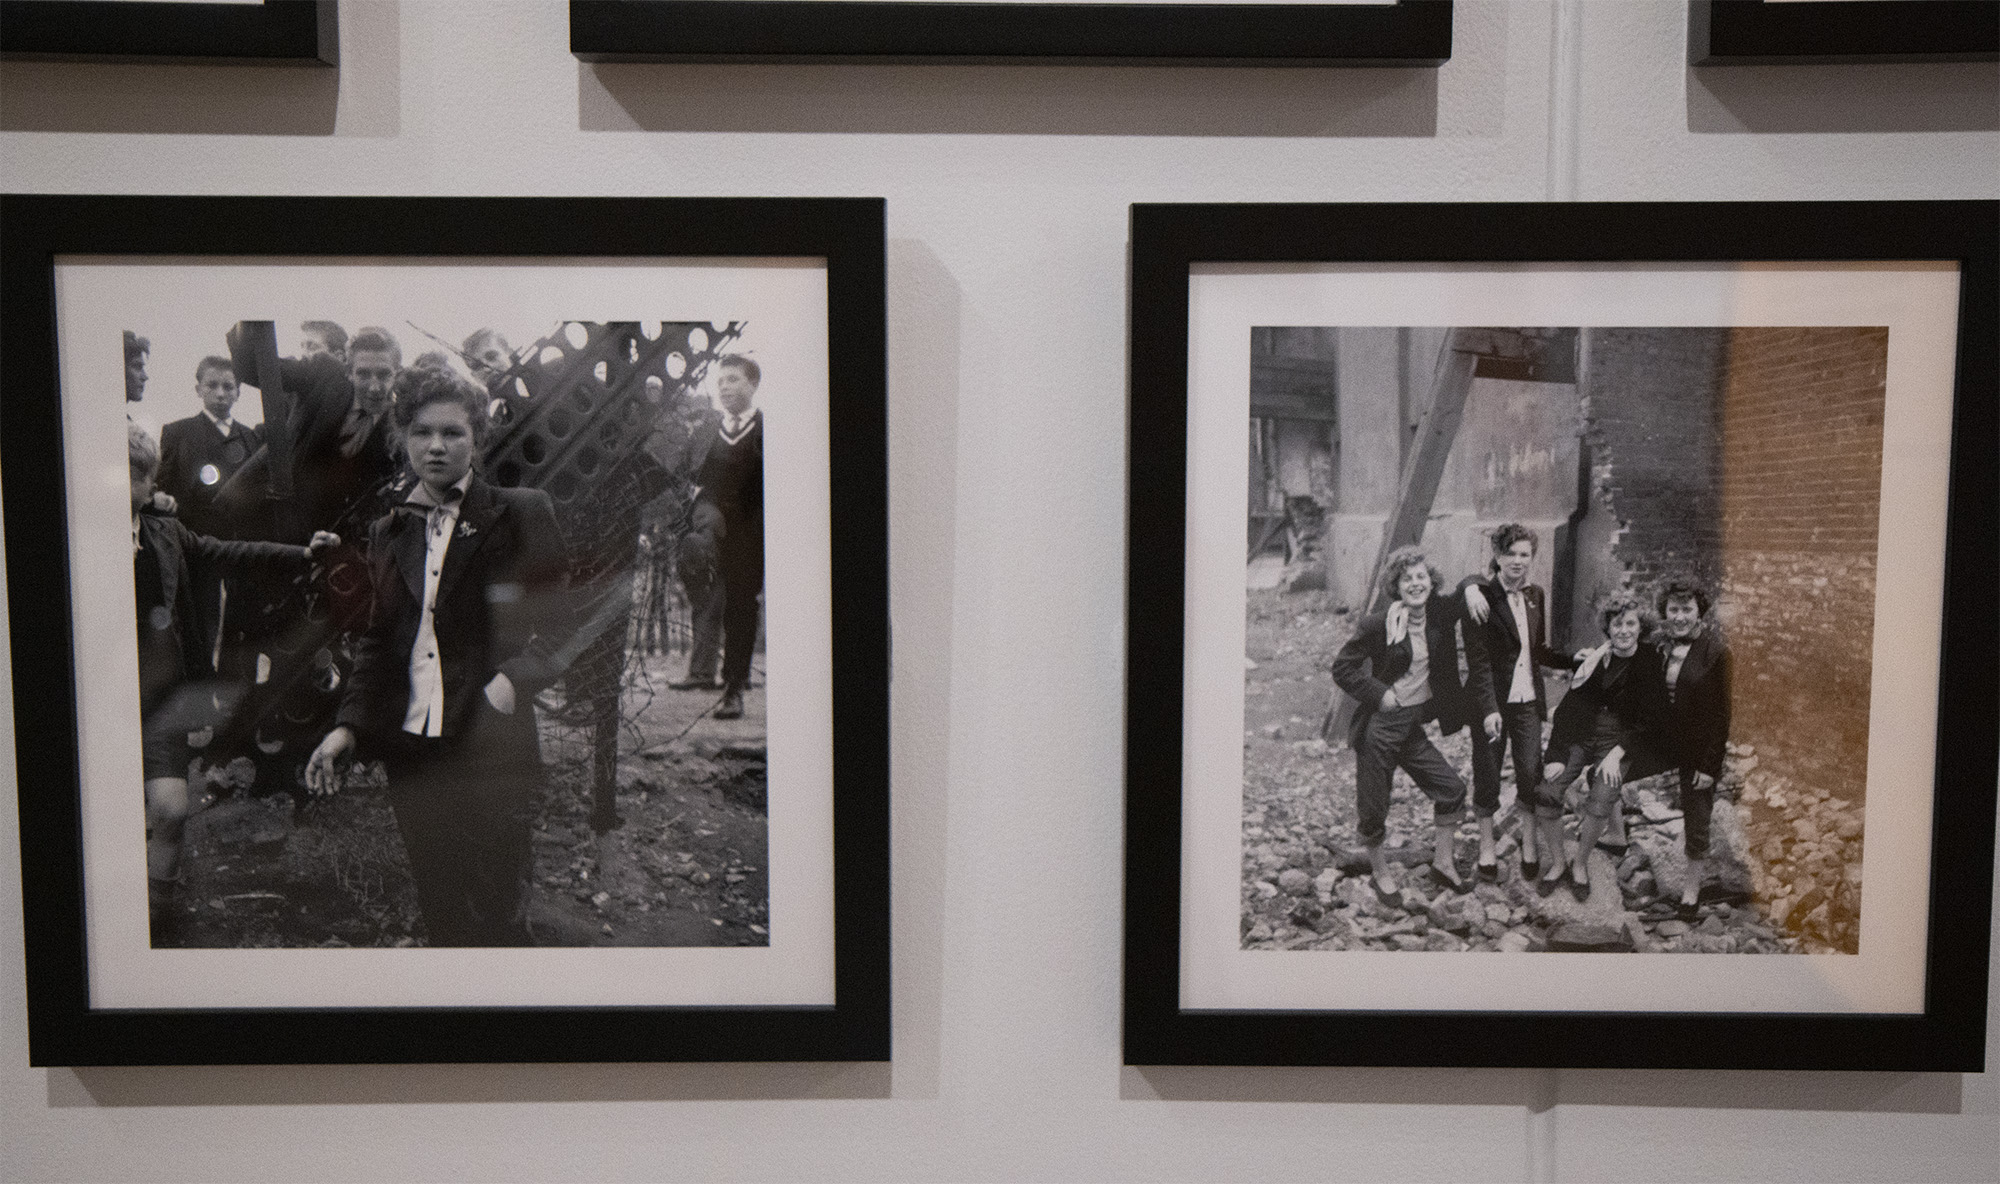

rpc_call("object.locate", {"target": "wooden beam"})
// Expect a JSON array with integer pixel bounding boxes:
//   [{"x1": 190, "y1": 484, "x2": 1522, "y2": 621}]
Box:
[{"x1": 1362, "y1": 327, "x2": 1484, "y2": 613}]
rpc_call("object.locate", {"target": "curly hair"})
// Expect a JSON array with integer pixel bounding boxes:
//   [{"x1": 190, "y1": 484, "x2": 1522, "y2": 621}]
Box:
[
  {"x1": 1378, "y1": 545, "x2": 1444, "y2": 603},
  {"x1": 1597, "y1": 588, "x2": 1650, "y2": 635},
  {"x1": 1653, "y1": 574, "x2": 1712, "y2": 618},
  {"x1": 390, "y1": 363, "x2": 491, "y2": 450},
  {"x1": 1489, "y1": 522, "x2": 1539, "y2": 556}
]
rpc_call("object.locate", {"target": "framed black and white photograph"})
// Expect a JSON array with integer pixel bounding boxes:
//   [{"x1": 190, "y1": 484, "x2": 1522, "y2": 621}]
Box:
[
  {"x1": 1688, "y1": 1, "x2": 1999, "y2": 65},
  {"x1": 1125, "y1": 201, "x2": 1996, "y2": 1070},
  {"x1": 0, "y1": 0, "x2": 338, "y2": 65},
  {"x1": 570, "y1": 0, "x2": 1451, "y2": 65},
  {"x1": 2, "y1": 194, "x2": 889, "y2": 1065}
]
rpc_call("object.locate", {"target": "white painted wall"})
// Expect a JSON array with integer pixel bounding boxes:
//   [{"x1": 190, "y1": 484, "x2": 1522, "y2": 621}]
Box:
[{"x1": 3, "y1": 2, "x2": 1996, "y2": 1179}]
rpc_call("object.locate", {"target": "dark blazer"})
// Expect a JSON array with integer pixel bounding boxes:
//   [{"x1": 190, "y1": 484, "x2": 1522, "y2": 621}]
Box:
[
  {"x1": 214, "y1": 354, "x2": 399, "y2": 542},
  {"x1": 134, "y1": 512, "x2": 313, "y2": 710},
  {"x1": 1656, "y1": 630, "x2": 1732, "y2": 779},
  {"x1": 336, "y1": 477, "x2": 570, "y2": 746},
  {"x1": 1330, "y1": 595, "x2": 1472, "y2": 749},
  {"x1": 1458, "y1": 574, "x2": 1574, "y2": 720},
  {"x1": 157, "y1": 414, "x2": 261, "y2": 537},
  {"x1": 1546, "y1": 642, "x2": 1668, "y2": 762}
]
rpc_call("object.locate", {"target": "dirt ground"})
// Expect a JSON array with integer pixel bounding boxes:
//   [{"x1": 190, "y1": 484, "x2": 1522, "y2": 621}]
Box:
[
  {"x1": 163, "y1": 653, "x2": 769, "y2": 949},
  {"x1": 1240, "y1": 586, "x2": 1858, "y2": 955}
]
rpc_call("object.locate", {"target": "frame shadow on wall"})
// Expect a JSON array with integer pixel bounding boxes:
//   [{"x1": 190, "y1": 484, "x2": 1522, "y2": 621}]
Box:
[
  {"x1": 1687, "y1": 61, "x2": 2000, "y2": 134},
  {"x1": 578, "y1": 61, "x2": 1439, "y2": 138},
  {"x1": 1120, "y1": 1063, "x2": 1970, "y2": 1114},
  {"x1": 0, "y1": 0, "x2": 399, "y2": 137},
  {"x1": 51, "y1": 1060, "x2": 893, "y2": 1108}
]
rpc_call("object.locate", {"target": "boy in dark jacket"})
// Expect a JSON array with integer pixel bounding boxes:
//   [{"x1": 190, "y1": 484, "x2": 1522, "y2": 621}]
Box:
[{"x1": 130, "y1": 424, "x2": 338, "y2": 942}]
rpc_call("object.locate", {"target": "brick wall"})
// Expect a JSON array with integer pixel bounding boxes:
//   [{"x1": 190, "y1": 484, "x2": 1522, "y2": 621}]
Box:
[
  {"x1": 1580, "y1": 326, "x2": 1886, "y2": 804},
  {"x1": 1715, "y1": 327, "x2": 1887, "y2": 802},
  {"x1": 1581, "y1": 328, "x2": 1729, "y2": 593}
]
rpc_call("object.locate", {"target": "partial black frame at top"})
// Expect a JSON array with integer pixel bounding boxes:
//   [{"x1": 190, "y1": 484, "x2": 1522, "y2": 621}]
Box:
[
  {"x1": 1, "y1": 195, "x2": 890, "y2": 1066},
  {"x1": 1124, "y1": 201, "x2": 1998, "y2": 1071},
  {"x1": 0, "y1": 0, "x2": 337, "y2": 65},
  {"x1": 1689, "y1": 1, "x2": 1998, "y2": 64},
  {"x1": 571, "y1": 0, "x2": 1450, "y2": 65}
]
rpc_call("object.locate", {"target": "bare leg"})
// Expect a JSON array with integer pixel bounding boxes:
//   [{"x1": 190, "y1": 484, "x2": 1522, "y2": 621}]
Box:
[
  {"x1": 1432, "y1": 818, "x2": 1460, "y2": 879},
  {"x1": 1368, "y1": 844, "x2": 1399, "y2": 898},
  {"x1": 1681, "y1": 857, "x2": 1707, "y2": 906},
  {"x1": 1574, "y1": 809, "x2": 1609, "y2": 889},
  {"x1": 1603, "y1": 794, "x2": 1629, "y2": 847},
  {"x1": 1476, "y1": 814, "x2": 1497, "y2": 868},
  {"x1": 1537, "y1": 815, "x2": 1568, "y2": 886},
  {"x1": 145, "y1": 776, "x2": 190, "y2": 882},
  {"x1": 145, "y1": 776, "x2": 191, "y2": 942}
]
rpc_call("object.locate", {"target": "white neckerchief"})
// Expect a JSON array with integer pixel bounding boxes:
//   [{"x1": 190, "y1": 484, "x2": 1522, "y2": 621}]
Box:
[
  {"x1": 1385, "y1": 600, "x2": 1410, "y2": 646},
  {"x1": 1572, "y1": 641, "x2": 1612, "y2": 686}
]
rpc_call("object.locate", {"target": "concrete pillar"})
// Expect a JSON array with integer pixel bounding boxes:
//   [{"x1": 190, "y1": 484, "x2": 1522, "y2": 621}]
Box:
[{"x1": 1329, "y1": 327, "x2": 1404, "y2": 608}]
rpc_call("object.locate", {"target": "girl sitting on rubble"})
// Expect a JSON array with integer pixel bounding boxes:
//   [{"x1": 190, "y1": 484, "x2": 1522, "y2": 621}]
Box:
[{"x1": 1536, "y1": 590, "x2": 1668, "y2": 903}]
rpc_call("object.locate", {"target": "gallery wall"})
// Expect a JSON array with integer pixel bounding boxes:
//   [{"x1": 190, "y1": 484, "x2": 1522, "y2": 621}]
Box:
[{"x1": 3, "y1": 2, "x2": 1997, "y2": 1180}]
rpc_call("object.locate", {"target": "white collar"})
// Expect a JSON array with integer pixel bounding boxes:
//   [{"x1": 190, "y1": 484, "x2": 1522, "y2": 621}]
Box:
[
  {"x1": 201, "y1": 408, "x2": 233, "y2": 433},
  {"x1": 406, "y1": 472, "x2": 473, "y2": 510}
]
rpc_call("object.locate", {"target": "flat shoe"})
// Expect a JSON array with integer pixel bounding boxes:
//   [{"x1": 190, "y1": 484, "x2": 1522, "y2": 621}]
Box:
[
  {"x1": 1676, "y1": 900, "x2": 1701, "y2": 923},
  {"x1": 1568, "y1": 874, "x2": 1593, "y2": 903},
  {"x1": 1476, "y1": 860, "x2": 1499, "y2": 883},
  {"x1": 1520, "y1": 858, "x2": 1541, "y2": 882},
  {"x1": 1371, "y1": 878, "x2": 1403, "y2": 908},
  {"x1": 1535, "y1": 871, "x2": 1566, "y2": 898},
  {"x1": 1595, "y1": 839, "x2": 1629, "y2": 855}
]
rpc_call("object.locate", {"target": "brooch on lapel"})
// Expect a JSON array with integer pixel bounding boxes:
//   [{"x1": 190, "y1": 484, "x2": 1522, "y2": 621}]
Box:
[{"x1": 456, "y1": 520, "x2": 478, "y2": 540}]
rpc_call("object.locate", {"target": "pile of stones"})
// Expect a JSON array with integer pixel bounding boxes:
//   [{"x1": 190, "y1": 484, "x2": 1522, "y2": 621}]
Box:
[{"x1": 1241, "y1": 741, "x2": 1854, "y2": 955}]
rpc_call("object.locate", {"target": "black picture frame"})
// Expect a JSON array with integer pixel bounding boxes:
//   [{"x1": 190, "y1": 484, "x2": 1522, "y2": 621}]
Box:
[
  {"x1": 570, "y1": 0, "x2": 1450, "y2": 65},
  {"x1": 1124, "y1": 200, "x2": 1997, "y2": 1070},
  {"x1": 1689, "y1": 1, "x2": 1998, "y2": 65},
  {"x1": 0, "y1": 0, "x2": 338, "y2": 65},
  {"x1": 2, "y1": 194, "x2": 890, "y2": 1066}
]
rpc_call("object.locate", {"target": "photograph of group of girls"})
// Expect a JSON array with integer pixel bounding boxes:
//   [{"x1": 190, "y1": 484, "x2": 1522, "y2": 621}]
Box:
[
  {"x1": 120, "y1": 312, "x2": 774, "y2": 950},
  {"x1": 1240, "y1": 325, "x2": 1882, "y2": 956}
]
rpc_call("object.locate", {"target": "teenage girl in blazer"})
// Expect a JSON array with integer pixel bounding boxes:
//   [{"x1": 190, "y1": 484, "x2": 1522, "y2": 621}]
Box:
[
  {"x1": 306, "y1": 365, "x2": 569, "y2": 947},
  {"x1": 1330, "y1": 546, "x2": 1475, "y2": 901}
]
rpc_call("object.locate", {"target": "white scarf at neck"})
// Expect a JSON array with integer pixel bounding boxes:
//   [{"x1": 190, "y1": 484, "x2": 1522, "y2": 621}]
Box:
[
  {"x1": 1386, "y1": 600, "x2": 1426, "y2": 646},
  {"x1": 1573, "y1": 642, "x2": 1615, "y2": 685}
]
